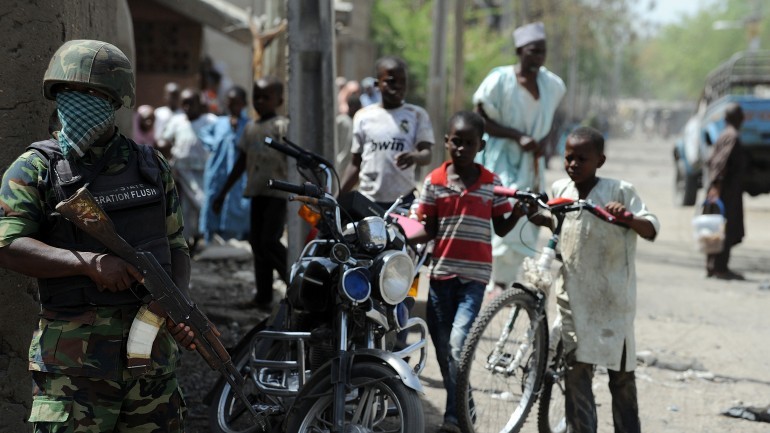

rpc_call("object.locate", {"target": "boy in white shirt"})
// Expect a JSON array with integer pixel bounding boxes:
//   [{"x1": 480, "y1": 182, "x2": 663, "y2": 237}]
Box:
[
  {"x1": 553, "y1": 127, "x2": 659, "y2": 433},
  {"x1": 339, "y1": 56, "x2": 434, "y2": 209}
]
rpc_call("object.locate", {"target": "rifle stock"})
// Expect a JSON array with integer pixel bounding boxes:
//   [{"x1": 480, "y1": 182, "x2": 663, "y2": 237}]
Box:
[{"x1": 56, "y1": 187, "x2": 268, "y2": 428}]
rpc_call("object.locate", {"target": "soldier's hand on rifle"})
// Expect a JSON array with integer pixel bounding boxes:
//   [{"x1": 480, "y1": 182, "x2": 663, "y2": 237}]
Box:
[
  {"x1": 168, "y1": 321, "x2": 197, "y2": 351},
  {"x1": 89, "y1": 253, "x2": 144, "y2": 292},
  {"x1": 167, "y1": 320, "x2": 222, "y2": 351}
]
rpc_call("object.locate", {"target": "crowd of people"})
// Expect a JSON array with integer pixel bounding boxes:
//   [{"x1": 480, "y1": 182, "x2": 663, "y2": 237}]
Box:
[{"x1": 14, "y1": 18, "x2": 745, "y2": 433}]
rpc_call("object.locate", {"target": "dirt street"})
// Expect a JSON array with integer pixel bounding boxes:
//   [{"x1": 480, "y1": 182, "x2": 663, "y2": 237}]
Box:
[{"x1": 181, "y1": 132, "x2": 770, "y2": 432}]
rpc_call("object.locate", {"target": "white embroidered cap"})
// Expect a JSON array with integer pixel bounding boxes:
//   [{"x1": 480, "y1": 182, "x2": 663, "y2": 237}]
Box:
[{"x1": 513, "y1": 22, "x2": 546, "y2": 48}]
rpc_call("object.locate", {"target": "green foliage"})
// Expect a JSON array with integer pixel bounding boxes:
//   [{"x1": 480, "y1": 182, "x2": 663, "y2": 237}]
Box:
[
  {"x1": 460, "y1": 21, "x2": 512, "y2": 108},
  {"x1": 638, "y1": 0, "x2": 763, "y2": 100},
  {"x1": 369, "y1": 0, "x2": 644, "y2": 117},
  {"x1": 370, "y1": 0, "x2": 433, "y2": 106}
]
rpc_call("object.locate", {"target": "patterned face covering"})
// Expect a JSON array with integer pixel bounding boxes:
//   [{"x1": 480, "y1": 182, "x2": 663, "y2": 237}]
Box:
[{"x1": 56, "y1": 91, "x2": 115, "y2": 158}]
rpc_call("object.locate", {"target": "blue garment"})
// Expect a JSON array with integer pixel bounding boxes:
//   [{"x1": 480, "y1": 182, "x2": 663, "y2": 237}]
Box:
[
  {"x1": 198, "y1": 112, "x2": 250, "y2": 241},
  {"x1": 426, "y1": 278, "x2": 486, "y2": 424}
]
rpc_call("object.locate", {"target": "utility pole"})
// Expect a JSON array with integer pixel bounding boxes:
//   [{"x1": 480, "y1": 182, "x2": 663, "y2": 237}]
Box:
[
  {"x1": 566, "y1": 9, "x2": 578, "y2": 121},
  {"x1": 286, "y1": 0, "x2": 336, "y2": 263},
  {"x1": 451, "y1": 0, "x2": 465, "y2": 113},
  {"x1": 427, "y1": 0, "x2": 448, "y2": 171}
]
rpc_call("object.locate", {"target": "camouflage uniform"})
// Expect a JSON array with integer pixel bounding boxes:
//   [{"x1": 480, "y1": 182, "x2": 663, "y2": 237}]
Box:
[{"x1": 0, "y1": 40, "x2": 190, "y2": 432}]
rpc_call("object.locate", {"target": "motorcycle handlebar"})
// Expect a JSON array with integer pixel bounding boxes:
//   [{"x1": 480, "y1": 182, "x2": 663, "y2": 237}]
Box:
[
  {"x1": 268, "y1": 179, "x2": 324, "y2": 198},
  {"x1": 264, "y1": 137, "x2": 317, "y2": 168},
  {"x1": 290, "y1": 195, "x2": 337, "y2": 208}
]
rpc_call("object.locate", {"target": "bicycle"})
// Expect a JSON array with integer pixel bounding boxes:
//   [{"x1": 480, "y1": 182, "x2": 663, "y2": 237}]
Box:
[{"x1": 455, "y1": 186, "x2": 632, "y2": 433}]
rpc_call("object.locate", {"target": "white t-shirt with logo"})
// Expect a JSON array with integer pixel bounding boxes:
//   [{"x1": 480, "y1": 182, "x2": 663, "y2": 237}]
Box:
[{"x1": 351, "y1": 103, "x2": 434, "y2": 203}]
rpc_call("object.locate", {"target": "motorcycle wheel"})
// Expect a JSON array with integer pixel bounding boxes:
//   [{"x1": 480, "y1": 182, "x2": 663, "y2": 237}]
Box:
[
  {"x1": 207, "y1": 324, "x2": 288, "y2": 433},
  {"x1": 456, "y1": 287, "x2": 548, "y2": 433},
  {"x1": 537, "y1": 341, "x2": 567, "y2": 433},
  {"x1": 285, "y1": 361, "x2": 424, "y2": 433}
]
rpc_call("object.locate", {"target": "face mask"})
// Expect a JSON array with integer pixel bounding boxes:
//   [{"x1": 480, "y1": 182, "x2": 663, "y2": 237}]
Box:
[{"x1": 56, "y1": 91, "x2": 116, "y2": 158}]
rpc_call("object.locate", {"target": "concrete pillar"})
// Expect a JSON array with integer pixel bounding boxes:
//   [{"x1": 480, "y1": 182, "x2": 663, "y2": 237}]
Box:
[
  {"x1": 0, "y1": 2, "x2": 124, "y2": 431},
  {"x1": 285, "y1": 1, "x2": 336, "y2": 263},
  {"x1": 427, "y1": 1, "x2": 449, "y2": 171}
]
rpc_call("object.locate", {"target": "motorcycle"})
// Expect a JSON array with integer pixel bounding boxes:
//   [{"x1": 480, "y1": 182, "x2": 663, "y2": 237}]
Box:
[{"x1": 207, "y1": 138, "x2": 429, "y2": 433}]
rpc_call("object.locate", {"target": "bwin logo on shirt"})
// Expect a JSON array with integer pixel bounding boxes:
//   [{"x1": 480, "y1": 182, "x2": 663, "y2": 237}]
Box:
[{"x1": 370, "y1": 139, "x2": 405, "y2": 152}]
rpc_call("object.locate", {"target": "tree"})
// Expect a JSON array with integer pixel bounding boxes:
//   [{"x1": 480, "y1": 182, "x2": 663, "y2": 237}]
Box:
[
  {"x1": 369, "y1": 0, "x2": 643, "y2": 118},
  {"x1": 638, "y1": 0, "x2": 763, "y2": 100}
]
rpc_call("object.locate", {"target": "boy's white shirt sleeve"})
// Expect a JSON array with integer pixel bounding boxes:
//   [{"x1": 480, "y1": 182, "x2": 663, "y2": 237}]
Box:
[{"x1": 620, "y1": 180, "x2": 660, "y2": 240}]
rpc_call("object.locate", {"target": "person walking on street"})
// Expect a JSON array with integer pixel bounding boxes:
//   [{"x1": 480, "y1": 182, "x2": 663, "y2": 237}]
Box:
[
  {"x1": 198, "y1": 86, "x2": 251, "y2": 243},
  {"x1": 0, "y1": 39, "x2": 197, "y2": 432},
  {"x1": 158, "y1": 88, "x2": 217, "y2": 250},
  {"x1": 154, "y1": 82, "x2": 182, "y2": 143},
  {"x1": 359, "y1": 76, "x2": 382, "y2": 108},
  {"x1": 133, "y1": 104, "x2": 156, "y2": 148},
  {"x1": 340, "y1": 56, "x2": 434, "y2": 210},
  {"x1": 213, "y1": 77, "x2": 289, "y2": 309},
  {"x1": 409, "y1": 111, "x2": 530, "y2": 433},
  {"x1": 553, "y1": 127, "x2": 659, "y2": 433},
  {"x1": 706, "y1": 103, "x2": 746, "y2": 280},
  {"x1": 473, "y1": 21, "x2": 566, "y2": 291},
  {"x1": 336, "y1": 92, "x2": 362, "y2": 170}
]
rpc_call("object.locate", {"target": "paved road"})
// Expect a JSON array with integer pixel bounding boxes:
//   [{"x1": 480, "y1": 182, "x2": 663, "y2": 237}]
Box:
[{"x1": 412, "y1": 132, "x2": 770, "y2": 433}]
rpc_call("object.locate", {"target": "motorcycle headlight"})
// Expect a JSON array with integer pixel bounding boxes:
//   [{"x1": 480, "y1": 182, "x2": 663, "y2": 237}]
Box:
[
  {"x1": 395, "y1": 301, "x2": 409, "y2": 330},
  {"x1": 372, "y1": 250, "x2": 415, "y2": 305},
  {"x1": 341, "y1": 267, "x2": 371, "y2": 303}
]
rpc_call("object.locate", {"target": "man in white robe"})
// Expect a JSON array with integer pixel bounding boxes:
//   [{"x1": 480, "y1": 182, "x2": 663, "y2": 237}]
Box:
[{"x1": 473, "y1": 21, "x2": 567, "y2": 288}]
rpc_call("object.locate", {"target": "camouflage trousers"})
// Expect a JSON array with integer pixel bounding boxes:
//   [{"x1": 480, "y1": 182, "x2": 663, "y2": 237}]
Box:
[
  {"x1": 29, "y1": 371, "x2": 186, "y2": 433},
  {"x1": 564, "y1": 351, "x2": 641, "y2": 433}
]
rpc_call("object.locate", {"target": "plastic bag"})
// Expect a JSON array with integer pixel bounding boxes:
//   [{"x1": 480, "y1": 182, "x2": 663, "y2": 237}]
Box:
[{"x1": 691, "y1": 200, "x2": 725, "y2": 254}]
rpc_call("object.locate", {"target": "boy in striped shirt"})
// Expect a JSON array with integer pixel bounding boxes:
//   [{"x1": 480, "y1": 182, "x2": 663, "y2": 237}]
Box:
[{"x1": 410, "y1": 111, "x2": 527, "y2": 433}]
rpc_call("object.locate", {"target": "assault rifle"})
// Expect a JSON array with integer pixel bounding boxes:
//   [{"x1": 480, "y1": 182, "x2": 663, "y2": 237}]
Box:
[{"x1": 56, "y1": 186, "x2": 268, "y2": 429}]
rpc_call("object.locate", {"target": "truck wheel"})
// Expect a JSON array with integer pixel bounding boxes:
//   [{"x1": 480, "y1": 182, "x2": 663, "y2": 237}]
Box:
[{"x1": 674, "y1": 157, "x2": 698, "y2": 206}]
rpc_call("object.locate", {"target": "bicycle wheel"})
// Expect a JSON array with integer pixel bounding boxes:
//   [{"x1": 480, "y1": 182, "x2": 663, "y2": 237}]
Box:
[
  {"x1": 457, "y1": 287, "x2": 549, "y2": 433},
  {"x1": 538, "y1": 340, "x2": 567, "y2": 433}
]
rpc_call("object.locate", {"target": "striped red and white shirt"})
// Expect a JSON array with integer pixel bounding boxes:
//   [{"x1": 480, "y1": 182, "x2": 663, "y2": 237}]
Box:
[{"x1": 418, "y1": 162, "x2": 512, "y2": 283}]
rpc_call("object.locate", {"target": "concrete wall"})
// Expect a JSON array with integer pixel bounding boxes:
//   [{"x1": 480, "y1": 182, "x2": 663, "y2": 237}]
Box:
[
  {"x1": 337, "y1": 0, "x2": 375, "y2": 82},
  {"x1": 0, "y1": 2, "x2": 124, "y2": 431}
]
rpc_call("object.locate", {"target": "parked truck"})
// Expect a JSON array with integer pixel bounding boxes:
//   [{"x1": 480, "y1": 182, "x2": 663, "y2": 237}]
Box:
[{"x1": 673, "y1": 50, "x2": 770, "y2": 206}]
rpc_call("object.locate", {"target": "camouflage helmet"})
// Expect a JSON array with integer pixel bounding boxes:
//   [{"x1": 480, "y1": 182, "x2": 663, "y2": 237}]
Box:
[{"x1": 43, "y1": 39, "x2": 135, "y2": 109}]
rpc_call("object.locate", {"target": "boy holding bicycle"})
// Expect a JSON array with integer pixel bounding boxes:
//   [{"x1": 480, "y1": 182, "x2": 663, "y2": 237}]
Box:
[
  {"x1": 410, "y1": 111, "x2": 528, "y2": 433},
  {"x1": 554, "y1": 127, "x2": 659, "y2": 433}
]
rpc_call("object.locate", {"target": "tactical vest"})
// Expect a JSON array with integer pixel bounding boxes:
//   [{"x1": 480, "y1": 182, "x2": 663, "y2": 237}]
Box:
[{"x1": 27, "y1": 138, "x2": 172, "y2": 310}]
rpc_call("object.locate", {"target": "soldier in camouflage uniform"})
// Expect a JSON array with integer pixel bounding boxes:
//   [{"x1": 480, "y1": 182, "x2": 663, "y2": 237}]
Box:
[{"x1": 0, "y1": 40, "x2": 197, "y2": 432}]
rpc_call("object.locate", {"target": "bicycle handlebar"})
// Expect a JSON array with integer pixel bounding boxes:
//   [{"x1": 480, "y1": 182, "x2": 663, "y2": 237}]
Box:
[{"x1": 492, "y1": 186, "x2": 632, "y2": 225}]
